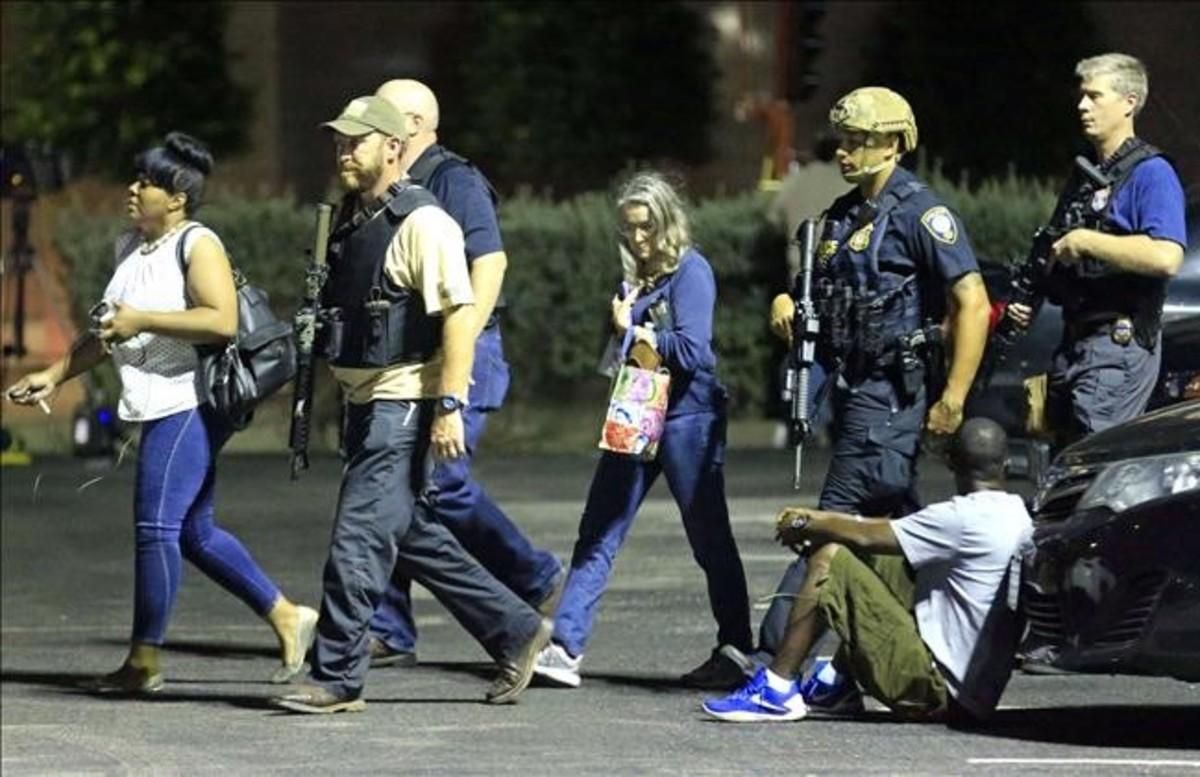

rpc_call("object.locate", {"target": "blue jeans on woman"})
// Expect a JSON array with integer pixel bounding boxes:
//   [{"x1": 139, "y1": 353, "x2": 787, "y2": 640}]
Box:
[
  {"x1": 132, "y1": 404, "x2": 279, "y2": 644},
  {"x1": 553, "y1": 410, "x2": 753, "y2": 658}
]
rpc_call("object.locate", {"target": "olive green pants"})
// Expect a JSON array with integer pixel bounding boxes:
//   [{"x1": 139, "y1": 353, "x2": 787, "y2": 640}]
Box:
[{"x1": 816, "y1": 550, "x2": 948, "y2": 718}]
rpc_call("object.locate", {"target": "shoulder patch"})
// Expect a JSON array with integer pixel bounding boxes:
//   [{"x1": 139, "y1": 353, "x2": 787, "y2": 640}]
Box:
[{"x1": 920, "y1": 206, "x2": 958, "y2": 245}]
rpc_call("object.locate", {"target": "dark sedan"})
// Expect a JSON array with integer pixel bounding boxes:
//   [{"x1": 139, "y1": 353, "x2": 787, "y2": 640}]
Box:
[{"x1": 1022, "y1": 399, "x2": 1200, "y2": 682}]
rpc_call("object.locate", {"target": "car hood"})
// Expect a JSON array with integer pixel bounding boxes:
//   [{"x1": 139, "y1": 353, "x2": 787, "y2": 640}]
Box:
[
  {"x1": 1163, "y1": 314, "x2": 1200, "y2": 371},
  {"x1": 1058, "y1": 399, "x2": 1200, "y2": 468}
]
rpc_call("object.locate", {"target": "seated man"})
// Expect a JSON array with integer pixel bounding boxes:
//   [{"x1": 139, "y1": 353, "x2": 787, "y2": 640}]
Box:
[{"x1": 703, "y1": 417, "x2": 1032, "y2": 723}]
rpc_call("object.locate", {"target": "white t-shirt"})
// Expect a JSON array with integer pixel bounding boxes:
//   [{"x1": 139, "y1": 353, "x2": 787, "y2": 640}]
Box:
[
  {"x1": 891, "y1": 490, "x2": 1033, "y2": 718},
  {"x1": 103, "y1": 224, "x2": 222, "y2": 422}
]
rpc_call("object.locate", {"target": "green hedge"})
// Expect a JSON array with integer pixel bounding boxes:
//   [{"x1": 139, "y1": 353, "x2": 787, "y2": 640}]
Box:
[{"x1": 53, "y1": 168, "x2": 1058, "y2": 427}]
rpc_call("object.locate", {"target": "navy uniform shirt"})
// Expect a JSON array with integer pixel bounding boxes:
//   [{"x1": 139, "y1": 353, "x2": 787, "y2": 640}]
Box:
[
  {"x1": 408, "y1": 144, "x2": 509, "y2": 409},
  {"x1": 411, "y1": 145, "x2": 504, "y2": 265},
  {"x1": 1098, "y1": 155, "x2": 1186, "y2": 247},
  {"x1": 817, "y1": 166, "x2": 979, "y2": 334}
]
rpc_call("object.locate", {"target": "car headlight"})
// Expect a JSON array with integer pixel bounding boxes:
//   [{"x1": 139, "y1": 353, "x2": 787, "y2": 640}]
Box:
[{"x1": 1075, "y1": 452, "x2": 1200, "y2": 513}]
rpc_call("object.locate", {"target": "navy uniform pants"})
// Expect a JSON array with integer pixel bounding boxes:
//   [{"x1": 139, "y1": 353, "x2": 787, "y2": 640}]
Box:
[
  {"x1": 553, "y1": 409, "x2": 754, "y2": 658},
  {"x1": 1047, "y1": 329, "x2": 1160, "y2": 447},
  {"x1": 310, "y1": 399, "x2": 543, "y2": 700},
  {"x1": 368, "y1": 327, "x2": 562, "y2": 654},
  {"x1": 758, "y1": 374, "x2": 926, "y2": 655}
]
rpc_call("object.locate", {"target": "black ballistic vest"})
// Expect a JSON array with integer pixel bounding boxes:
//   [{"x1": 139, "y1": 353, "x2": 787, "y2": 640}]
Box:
[
  {"x1": 322, "y1": 184, "x2": 443, "y2": 368},
  {"x1": 1045, "y1": 138, "x2": 1170, "y2": 346}
]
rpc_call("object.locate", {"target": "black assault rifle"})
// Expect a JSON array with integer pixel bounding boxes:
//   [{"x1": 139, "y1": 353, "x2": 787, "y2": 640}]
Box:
[
  {"x1": 785, "y1": 219, "x2": 819, "y2": 490},
  {"x1": 978, "y1": 155, "x2": 1111, "y2": 389},
  {"x1": 288, "y1": 203, "x2": 333, "y2": 479}
]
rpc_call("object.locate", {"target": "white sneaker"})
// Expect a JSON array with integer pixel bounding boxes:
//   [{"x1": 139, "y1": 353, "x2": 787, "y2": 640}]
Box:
[{"x1": 533, "y1": 642, "x2": 582, "y2": 688}]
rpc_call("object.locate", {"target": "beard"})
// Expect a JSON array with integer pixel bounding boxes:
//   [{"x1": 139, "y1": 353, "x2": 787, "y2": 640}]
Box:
[{"x1": 338, "y1": 147, "x2": 385, "y2": 193}]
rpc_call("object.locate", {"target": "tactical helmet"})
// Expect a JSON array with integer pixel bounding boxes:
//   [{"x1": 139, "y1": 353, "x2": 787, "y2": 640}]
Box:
[{"x1": 829, "y1": 87, "x2": 918, "y2": 152}]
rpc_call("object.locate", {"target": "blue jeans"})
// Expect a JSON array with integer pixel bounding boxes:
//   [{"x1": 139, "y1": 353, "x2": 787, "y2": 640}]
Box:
[
  {"x1": 132, "y1": 404, "x2": 279, "y2": 644},
  {"x1": 369, "y1": 327, "x2": 561, "y2": 653},
  {"x1": 553, "y1": 410, "x2": 753, "y2": 658},
  {"x1": 311, "y1": 399, "x2": 543, "y2": 699}
]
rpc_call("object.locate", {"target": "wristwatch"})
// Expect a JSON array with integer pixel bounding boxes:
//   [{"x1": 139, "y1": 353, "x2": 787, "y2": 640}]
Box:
[
  {"x1": 787, "y1": 513, "x2": 810, "y2": 532},
  {"x1": 437, "y1": 395, "x2": 466, "y2": 414}
]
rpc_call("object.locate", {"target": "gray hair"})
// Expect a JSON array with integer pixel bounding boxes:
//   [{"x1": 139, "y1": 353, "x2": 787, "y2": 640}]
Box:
[
  {"x1": 1076, "y1": 53, "x2": 1149, "y2": 116},
  {"x1": 616, "y1": 171, "x2": 691, "y2": 283}
]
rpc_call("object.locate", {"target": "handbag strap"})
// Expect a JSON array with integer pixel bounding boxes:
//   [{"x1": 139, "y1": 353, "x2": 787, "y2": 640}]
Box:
[
  {"x1": 174, "y1": 224, "x2": 203, "y2": 274},
  {"x1": 620, "y1": 323, "x2": 636, "y2": 360}
]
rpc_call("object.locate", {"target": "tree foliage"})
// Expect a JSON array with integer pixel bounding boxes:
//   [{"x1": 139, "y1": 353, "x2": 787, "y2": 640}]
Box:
[
  {"x1": 436, "y1": 1, "x2": 718, "y2": 197},
  {"x1": 859, "y1": 1, "x2": 1102, "y2": 182},
  {"x1": 2, "y1": 0, "x2": 249, "y2": 179}
]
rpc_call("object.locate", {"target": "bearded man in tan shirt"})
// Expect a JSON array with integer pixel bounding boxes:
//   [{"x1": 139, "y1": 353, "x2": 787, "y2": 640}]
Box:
[{"x1": 272, "y1": 95, "x2": 551, "y2": 715}]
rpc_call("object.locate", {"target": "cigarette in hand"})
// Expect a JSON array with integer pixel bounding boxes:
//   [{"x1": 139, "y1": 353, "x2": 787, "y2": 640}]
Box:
[{"x1": 38, "y1": 399, "x2": 51, "y2": 415}]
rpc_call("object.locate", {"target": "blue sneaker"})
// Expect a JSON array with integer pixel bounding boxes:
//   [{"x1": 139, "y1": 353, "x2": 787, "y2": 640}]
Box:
[
  {"x1": 799, "y1": 657, "x2": 864, "y2": 714},
  {"x1": 701, "y1": 668, "x2": 808, "y2": 723}
]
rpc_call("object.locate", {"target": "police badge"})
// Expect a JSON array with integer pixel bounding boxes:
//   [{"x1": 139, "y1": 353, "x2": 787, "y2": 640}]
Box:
[
  {"x1": 817, "y1": 240, "x2": 839, "y2": 263},
  {"x1": 847, "y1": 223, "x2": 873, "y2": 252},
  {"x1": 1091, "y1": 187, "x2": 1111, "y2": 212}
]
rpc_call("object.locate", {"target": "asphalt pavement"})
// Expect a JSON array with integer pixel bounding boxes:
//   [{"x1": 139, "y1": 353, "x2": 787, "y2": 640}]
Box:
[{"x1": 2, "y1": 448, "x2": 1198, "y2": 775}]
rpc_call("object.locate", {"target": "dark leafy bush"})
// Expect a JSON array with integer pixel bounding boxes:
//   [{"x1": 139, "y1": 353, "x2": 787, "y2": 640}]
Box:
[{"x1": 52, "y1": 169, "x2": 1059, "y2": 430}]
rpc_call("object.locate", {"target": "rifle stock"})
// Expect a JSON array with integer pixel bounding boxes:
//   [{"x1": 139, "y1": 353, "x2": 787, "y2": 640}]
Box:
[{"x1": 288, "y1": 203, "x2": 333, "y2": 479}]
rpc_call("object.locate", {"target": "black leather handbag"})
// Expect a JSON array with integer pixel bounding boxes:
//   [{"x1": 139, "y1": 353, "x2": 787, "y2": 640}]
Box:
[{"x1": 178, "y1": 227, "x2": 297, "y2": 430}]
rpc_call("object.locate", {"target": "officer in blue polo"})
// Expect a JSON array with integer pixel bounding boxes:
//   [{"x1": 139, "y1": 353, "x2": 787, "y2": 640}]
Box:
[
  {"x1": 758, "y1": 87, "x2": 991, "y2": 681},
  {"x1": 363, "y1": 79, "x2": 564, "y2": 668},
  {"x1": 1004, "y1": 54, "x2": 1186, "y2": 674},
  {"x1": 1005, "y1": 53, "x2": 1187, "y2": 450}
]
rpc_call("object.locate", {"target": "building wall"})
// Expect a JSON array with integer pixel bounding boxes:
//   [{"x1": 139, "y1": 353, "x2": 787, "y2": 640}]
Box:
[
  {"x1": 213, "y1": 1, "x2": 1200, "y2": 199},
  {"x1": 1088, "y1": 2, "x2": 1200, "y2": 192}
]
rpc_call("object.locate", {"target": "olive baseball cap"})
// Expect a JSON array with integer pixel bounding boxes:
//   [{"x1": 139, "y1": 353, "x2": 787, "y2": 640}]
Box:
[{"x1": 321, "y1": 95, "x2": 408, "y2": 138}]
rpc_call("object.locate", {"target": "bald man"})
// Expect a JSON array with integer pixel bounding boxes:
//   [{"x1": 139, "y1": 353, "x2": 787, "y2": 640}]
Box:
[
  {"x1": 703, "y1": 418, "x2": 1032, "y2": 724},
  {"x1": 365, "y1": 79, "x2": 564, "y2": 669}
]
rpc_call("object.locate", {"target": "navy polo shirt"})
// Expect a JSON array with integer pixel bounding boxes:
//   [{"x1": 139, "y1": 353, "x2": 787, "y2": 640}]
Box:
[
  {"x1": 822, "y1": 166, "x2": 980, "y2": 299},
  {"x1": 412, "y1": 146, "x2": 504, "y2": 264},
  {"x1": 1106, "y1": 156, "x2": 1187, "y2": 247}
]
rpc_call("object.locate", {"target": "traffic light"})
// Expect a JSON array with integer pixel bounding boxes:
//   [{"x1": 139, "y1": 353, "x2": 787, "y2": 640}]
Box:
[{"x1": 787, "y1": 1, "x2": 827, "y2": 103}]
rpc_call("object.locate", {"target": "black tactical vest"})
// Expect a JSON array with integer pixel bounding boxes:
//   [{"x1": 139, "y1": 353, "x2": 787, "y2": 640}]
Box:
[
  {"x1": 1045, "y1": 138, "x2": 1170, "y2": 347},
  {"x1": 321, "y1": 183, "x2": 443, "y2": 368},
  {"x1": 816, "y1": 180, "x2": 926, "y2": 373}
]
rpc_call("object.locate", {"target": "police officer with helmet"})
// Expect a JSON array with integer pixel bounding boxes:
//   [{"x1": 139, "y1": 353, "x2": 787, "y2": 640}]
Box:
[
  {"x1": 1005, "y1": 53, "x2": 1187, "y2": 450},
  {"x1": 757, "y1": 87, "x2": 991, "y2": 671},
  {"x1": 772, "y1": 86, "x2": 991, "y2": 515}
]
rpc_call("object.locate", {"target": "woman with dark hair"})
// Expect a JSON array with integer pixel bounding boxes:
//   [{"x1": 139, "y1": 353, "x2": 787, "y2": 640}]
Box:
[
  {"x1": 533, "y1": 171, "x2": 754, "y2": 690},
  {"x1": 6, "y1": 132, "x2": 317, "y2": 694}
]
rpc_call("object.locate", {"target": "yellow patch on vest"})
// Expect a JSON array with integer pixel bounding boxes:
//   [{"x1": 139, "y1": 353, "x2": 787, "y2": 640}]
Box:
[
  {"x1": 817, "y1": 239, "x2": 839, "y2": 263},
  {"x1": 920, "y1": 206, "x2": 957, "y2": 244},
  {"x1": 847, "y1": 223, "x2": 874, "y2": 252}
]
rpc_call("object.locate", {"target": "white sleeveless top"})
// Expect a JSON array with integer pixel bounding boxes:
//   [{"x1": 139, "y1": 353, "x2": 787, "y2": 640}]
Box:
[{"x1": 102, "y1": 223, "x2": 225, "y2": 422}]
